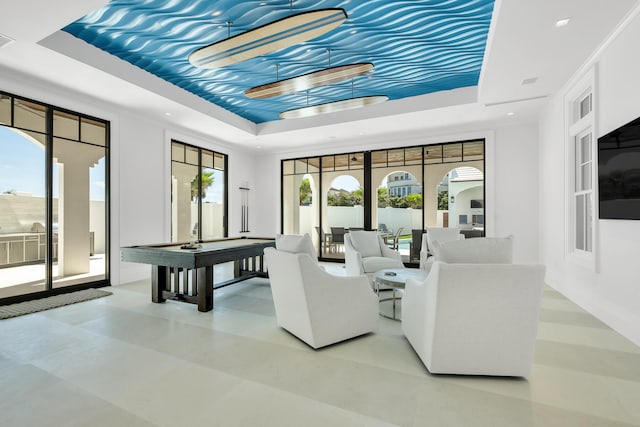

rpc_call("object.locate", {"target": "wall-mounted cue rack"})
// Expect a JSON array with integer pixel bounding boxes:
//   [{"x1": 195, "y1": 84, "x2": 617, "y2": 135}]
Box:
[{"x1": 239, "y1": 184, "x2": 250, "y2": 233}]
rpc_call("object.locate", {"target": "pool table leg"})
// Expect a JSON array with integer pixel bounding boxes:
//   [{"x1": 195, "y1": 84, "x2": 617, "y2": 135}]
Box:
[
  {"x1": 197, "y1": 265, "x2": 214, "y2": 312},
  {"x1": 151, "y1": 265, "x2": 167, "y2": 303}
]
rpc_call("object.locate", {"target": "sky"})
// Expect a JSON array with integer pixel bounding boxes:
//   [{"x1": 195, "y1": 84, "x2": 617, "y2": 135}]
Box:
[{"x1": 0, "y1": 125, "x2": 105, "y2": 200}]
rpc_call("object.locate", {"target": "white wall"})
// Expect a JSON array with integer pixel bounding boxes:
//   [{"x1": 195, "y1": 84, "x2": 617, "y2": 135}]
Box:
[
  {"x1": 493, "y1": 124, "x2": 540, "y2": 263},
  {"x1": 538, "y1": 9, "x2": 640, "y2": 345}
]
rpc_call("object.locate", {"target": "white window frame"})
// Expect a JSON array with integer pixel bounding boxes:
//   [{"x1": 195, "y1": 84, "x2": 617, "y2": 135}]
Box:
[{"x1": 564, "y1": 66, "x2": 598, "y2": 271}]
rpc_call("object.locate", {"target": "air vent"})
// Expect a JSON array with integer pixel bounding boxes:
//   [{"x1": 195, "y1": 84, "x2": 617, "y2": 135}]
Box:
[
  {"x1": 522, "y1": 77, "x2": 538, "y2": 85},
  {"x1": 0, "y1": 33, "x2": 15, "y2": 49}
]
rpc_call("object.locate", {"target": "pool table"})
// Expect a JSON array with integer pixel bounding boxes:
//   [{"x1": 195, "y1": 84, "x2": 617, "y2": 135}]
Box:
[{"x1": 121, "y1": 237, "x2": 275, "y2": 312}]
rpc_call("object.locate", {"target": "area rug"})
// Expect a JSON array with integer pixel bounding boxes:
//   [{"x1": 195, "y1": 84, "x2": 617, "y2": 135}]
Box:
[{"x1": 0, "y1": 288, "x2": 112, "y2": 320}]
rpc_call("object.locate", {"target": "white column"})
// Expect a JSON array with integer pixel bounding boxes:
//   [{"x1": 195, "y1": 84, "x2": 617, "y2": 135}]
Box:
[
  {"x1": 54, "y1": 141, "x2": 102, "y2": 276},
  {"x1": 172, "y1": 163, "x2": 197, "y2": 242}
]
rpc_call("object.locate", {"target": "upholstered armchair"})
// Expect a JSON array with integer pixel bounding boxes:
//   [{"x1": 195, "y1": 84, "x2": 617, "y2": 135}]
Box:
[
  {"x1": 344, "y1": 230, "x2": 404, "y2": 283},
  {"x1": 264, "y1": 234, "x2": 378, "y2": 349},
  {"x1": 419, "y1": 227, "x2": 465, "y2": 272},
  {"x1": 402, "y1": 261, "x2": 544, "y2": 377},
  {"x1": 402, "y1": 235, "x2": 545, "y2": 377}
]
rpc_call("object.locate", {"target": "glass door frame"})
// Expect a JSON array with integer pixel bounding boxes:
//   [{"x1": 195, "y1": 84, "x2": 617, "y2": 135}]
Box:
[
  {"x1": 0, "y1": 90, "x2": 110, "y2": 305},
  {"x1": 281, "y1": 139, "x2": 486, "y2": 263}
]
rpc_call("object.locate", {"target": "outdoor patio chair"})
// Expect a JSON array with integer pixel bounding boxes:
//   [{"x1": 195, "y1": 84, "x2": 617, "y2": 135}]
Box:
[
  {"x1": 315, "y1": 226, "x2": 335, "y2": 254},
  {"x1": 386, "y1": 227, "x2": 403, "y2": 251},
  {"x1": 330, "y1": 227, "x2": 346, "y2": 251}
]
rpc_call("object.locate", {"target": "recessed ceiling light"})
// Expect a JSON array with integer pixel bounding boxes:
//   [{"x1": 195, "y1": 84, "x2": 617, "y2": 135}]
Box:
[
  {"x1": 256, "y1": 145, "x2": 262, "y2": 149},
  {"x1": 212, "y1": 10, "x2": 222, "y2": 17},
  {"x1": 164, "y1": 112, "x2": 172, "y2": 116},
  {"x1": 507, "y1": 112, "x2": 515, "y2": 117},
  {"x1": 555, "y1": 17, "x2": 571, "y2": 27}
]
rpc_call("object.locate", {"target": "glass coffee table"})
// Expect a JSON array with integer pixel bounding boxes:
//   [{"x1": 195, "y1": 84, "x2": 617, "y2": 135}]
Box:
[{"x1": 374, "y1": 268, "x2": 428, "y2": 320}]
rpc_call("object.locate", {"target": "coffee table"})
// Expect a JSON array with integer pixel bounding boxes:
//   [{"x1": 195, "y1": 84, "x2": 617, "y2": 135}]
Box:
[{"x1": 374, "y1": 268, "x2": 428, "y2": 320}]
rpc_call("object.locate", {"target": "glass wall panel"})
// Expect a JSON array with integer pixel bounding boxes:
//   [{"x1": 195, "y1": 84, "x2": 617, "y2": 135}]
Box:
[
  {"x1": 201, "y1": 150, "x2": 225, "y2": 240},
  {"x1": 0, "y1": 125, "x2": 46, "y2": 298},
  {"x1": 53, "y1": 110, "x2": 79, "y2": 140},
  {"x1": 0, "y1": 94, "x2": 11, "y2": 125},
  {"x1": 424, "y1": 144, "x2": 484, "y2": 238},
  {"x1": 463, "y1": 141, "x2": 484, "y2": 161},
  {"x1": 52, "y1": 138, "x2": 107, "y2": 289},
  {"x1": 371, "y1": 147, "x2": 423, "y2": 262},
  {"x1": 0, "y1": 92, "x2": 110, "y2": 303},
  {"x1": 321, "y1": 152, "x2": 364, "y2": 260},
  {"x1": 14, "y1": 99, "x2": 46, "y2": 133},
  {"x1": 282, "y1": 171, "x2": 320, "y2": 249},
  {"x1": 321, "y1": 156, "x2": 334, "y2": 170},
  {"x1": 171, "y1": 140, "x2": 226, "y2": 242},
  {"x1": 387, "y1": 149, "x2": 404, "y2": 167},
  {"x1": 214, "y1": 153, "x2": 225, "y2": 170},
  {"x1": 282, "y1": 141, "x2": 484, "y2": 265},
  {"x1": 172, "y1": 142, "x2": 185, "y2": 162},
  {"x1": 405, "y1": 147, "x2": 422, "y2": 165},
  {"x1": 308, "y1": 157, "x2": 320, "y2": 173},
  {"x1": 371, "y1": 151, "x2": 387, "y2": 168},
  {"x1": 443, "y1": 143, "x2": 463, "y2": 162},
  {"x1": 185, "y1": 145, "x2": 199, "y2": 165},
  {"x1": 334, "y1": 154, "x2": 349, "y2": 171},
  {"x1": 81, "y1": 117, "x2": 107, "y2": 147},
  {"x1": 424, "y1": 145, "x2": 443, "y2": 164},
  {"x1": 171, "y1": 159, "x2": 198, "y2": 242},
  {"x1": 295, "y1": 159, "x2": 308, "y2": 174}
]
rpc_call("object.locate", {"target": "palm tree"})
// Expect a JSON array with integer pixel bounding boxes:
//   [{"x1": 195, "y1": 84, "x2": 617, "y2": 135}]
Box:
[{"x1": 191, "y1": 171, "x2": 215, "y2": 200}]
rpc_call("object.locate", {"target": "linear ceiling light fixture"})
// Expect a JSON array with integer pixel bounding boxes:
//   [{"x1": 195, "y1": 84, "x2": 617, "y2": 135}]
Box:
[
  {"x1": 280, "y1": 95, "x2": 388, "y2": 119},
  {"x1": 188, "y1": 8, "x2": 347, "y2": 69},
  {"x1": 245, "y1": 62, "x2": 374, "y2": 98}
]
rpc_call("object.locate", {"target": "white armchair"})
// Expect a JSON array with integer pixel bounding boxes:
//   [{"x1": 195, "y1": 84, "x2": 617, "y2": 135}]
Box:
[
  {"x1": 419, "y1": 227, "x2": 465, "y2": 271},
  {"x1": 403, "y1": 235, "x2": 544, "y2": 377},
  {"x1": 264, "y1": 246, "x2": 378, "y2": 349},
  {"x1": 345, "y1": 230, "x2": 404, "y2": 282},
  {"x1": 402, "y1": 261, "x2": 545, "y2": 377}
]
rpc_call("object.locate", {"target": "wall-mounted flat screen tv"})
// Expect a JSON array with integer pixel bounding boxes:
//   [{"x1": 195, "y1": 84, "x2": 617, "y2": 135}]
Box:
[
  {"x1": 470, "y1": 199, "x2": 484, "y2": 208},
  {"x1": 598, "y1": 116, "x2": 640, "y2": 220}
]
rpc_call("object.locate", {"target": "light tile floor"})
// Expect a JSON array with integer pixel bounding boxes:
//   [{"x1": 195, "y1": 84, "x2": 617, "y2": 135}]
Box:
[{"x1": 1, "y1": 263, "x2": 639, "y2": 426}]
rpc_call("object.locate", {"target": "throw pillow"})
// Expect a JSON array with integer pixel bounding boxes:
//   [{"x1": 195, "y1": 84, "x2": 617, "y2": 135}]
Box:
[
  {"x1": 348, "y1": 230, "x2": 382, "y2": 258},
  {"x1": 275, "y1": 234, "x2": 317, "y2": 263},
  {"x1": 432, "y1": 236, "x2": 513, "y2": 264}
]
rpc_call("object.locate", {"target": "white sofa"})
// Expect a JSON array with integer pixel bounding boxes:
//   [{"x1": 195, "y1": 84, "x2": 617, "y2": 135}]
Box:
[
  {"x1": 419, "y1": 227, "x2": 465, "y2": 272},
  {"x1": 402, "y1": 236, "x2": 545, "y2": 377},
  {"x1": 345, "y1": 230, "x2": 404, "y2": 284},
  {"x1": 264, "y1": 244, "x2": 378, "y2": 349}
]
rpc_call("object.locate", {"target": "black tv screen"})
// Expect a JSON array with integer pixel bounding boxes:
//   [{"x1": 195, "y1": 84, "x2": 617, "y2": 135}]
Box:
[
  {"x1": 598, "y1": 116, "x2": 640, "y2": 220},
  {"x1": 470, "y1": 199, "x2": 483, "y2": 208}
]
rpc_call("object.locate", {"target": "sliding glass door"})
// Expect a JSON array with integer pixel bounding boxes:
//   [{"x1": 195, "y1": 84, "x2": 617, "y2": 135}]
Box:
[
  {"x1": 0, "y1": 92, "x2": 110, "y2": 303},
  {"x1": 171, "y1": 140, "x2": 227, "y2": 242},
  {"x1": 281, "y1": 140, "x2": 485, "y2": 264}
]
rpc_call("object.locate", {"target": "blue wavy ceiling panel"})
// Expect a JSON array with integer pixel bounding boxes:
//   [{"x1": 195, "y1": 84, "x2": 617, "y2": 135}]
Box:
[{"x1": 63, "y1": 0, "x2": 495, "y2": 124}]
